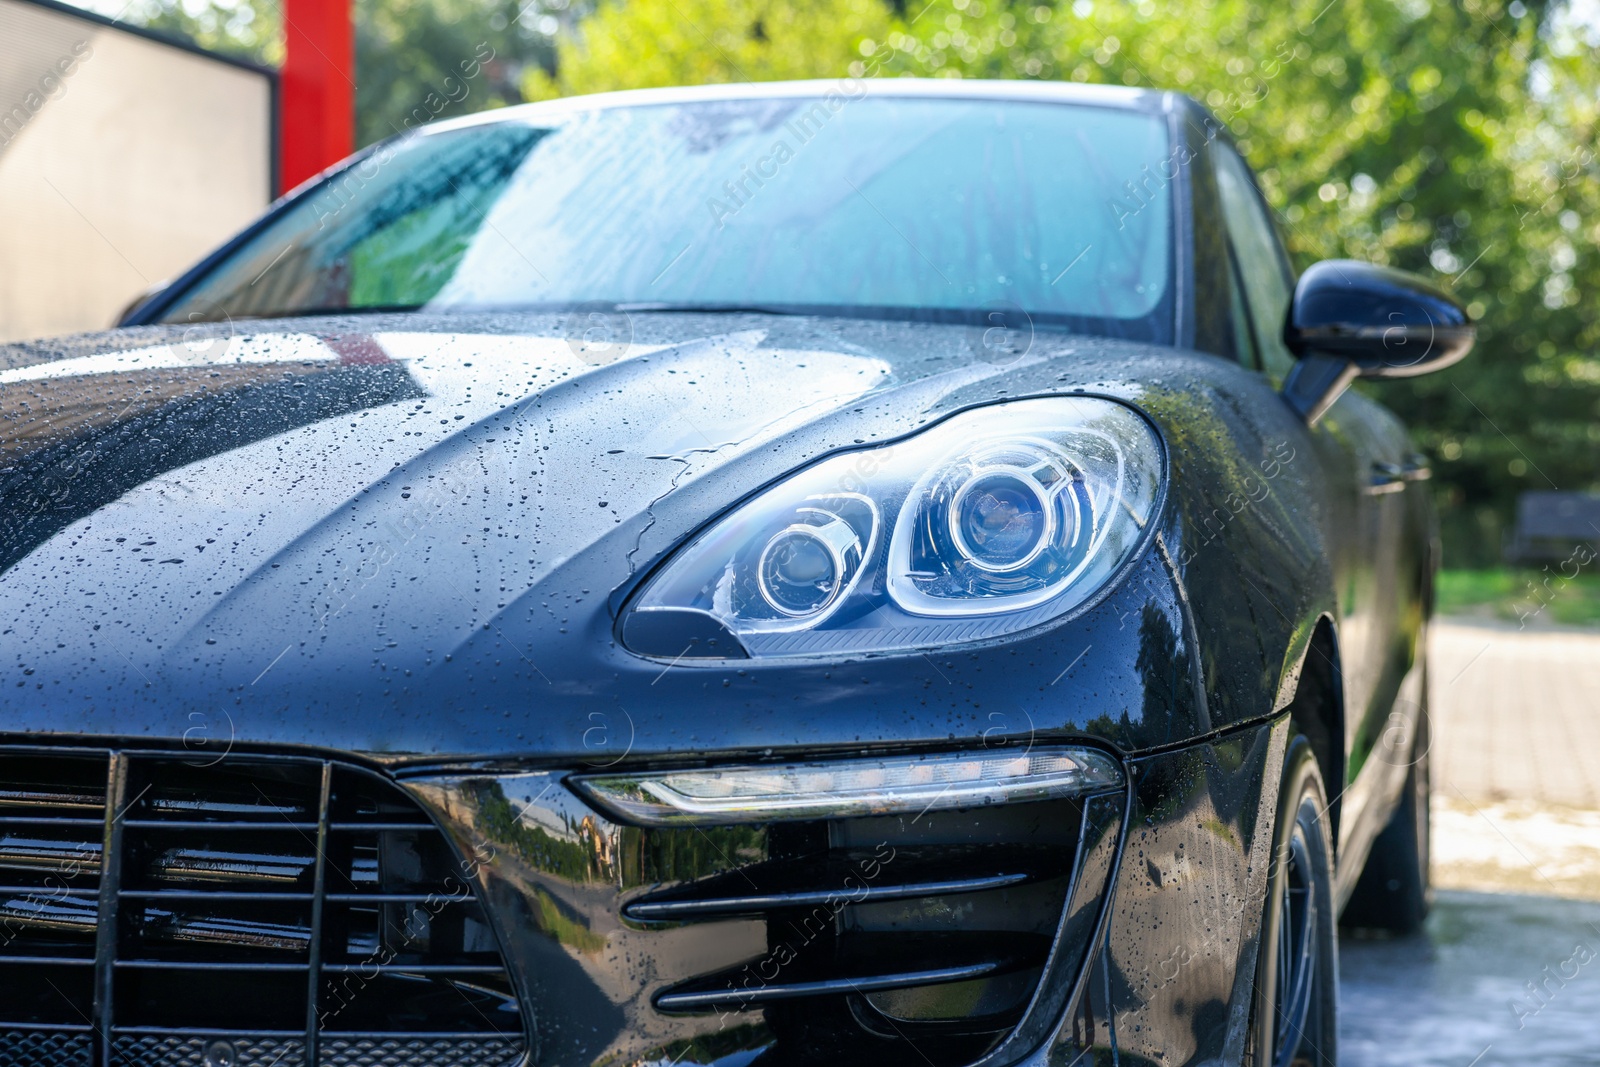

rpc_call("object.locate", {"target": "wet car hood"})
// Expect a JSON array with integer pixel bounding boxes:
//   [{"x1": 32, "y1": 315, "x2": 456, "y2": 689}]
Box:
[{"x1": 0, "y1": 311, "x2": 1272, "y2": 762}]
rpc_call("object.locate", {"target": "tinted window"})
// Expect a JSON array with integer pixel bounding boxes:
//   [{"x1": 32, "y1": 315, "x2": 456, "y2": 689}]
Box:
[
  {"x1": 159, "y1": 97, "x2": 1175, "y2": 342},
  {"x1": 1214, "y1": 144, "x2": 1297, "y2": 379}
]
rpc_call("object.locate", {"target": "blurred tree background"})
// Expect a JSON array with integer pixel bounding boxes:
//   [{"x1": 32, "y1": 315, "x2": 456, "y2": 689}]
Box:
[{"x1": 97, "y1": 0, "x2": 1600, "y2": 565}]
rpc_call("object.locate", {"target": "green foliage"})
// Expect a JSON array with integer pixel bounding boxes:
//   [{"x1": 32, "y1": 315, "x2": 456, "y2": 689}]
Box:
[
  {"x1": 354, "y1": 0, "x2": 555, "y2": 145},
  {"x1": 1438, "y1": 567, "x2": 1600, "y2": 626},
  {"x1": 470, "y1": 779, "x2": 607, "y2": 882},
  {"x1": 533, "y1": 0, "x2": 1600, "y2": 564},
  {"x1": 524, "y1": 0, "x2": 893, "y2": 96},
  {"x1": 112, "y1": 0, "x2": 282, "y2": 65}
]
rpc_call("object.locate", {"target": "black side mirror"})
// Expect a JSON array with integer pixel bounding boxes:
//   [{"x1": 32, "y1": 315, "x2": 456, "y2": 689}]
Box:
[{"x1": 1281, "y1": 259, "x2": 1475, "y2": 422}]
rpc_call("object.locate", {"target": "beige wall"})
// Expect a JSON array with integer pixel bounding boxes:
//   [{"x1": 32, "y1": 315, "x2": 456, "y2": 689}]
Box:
[{"x1": 0, "y1": 0, "x2": 272, "y2": 344}]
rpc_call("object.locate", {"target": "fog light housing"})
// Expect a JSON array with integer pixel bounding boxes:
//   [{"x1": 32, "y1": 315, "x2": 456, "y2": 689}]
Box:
[{"x1": 570, "y1": 747, "x2": 1123, "y2": 826}]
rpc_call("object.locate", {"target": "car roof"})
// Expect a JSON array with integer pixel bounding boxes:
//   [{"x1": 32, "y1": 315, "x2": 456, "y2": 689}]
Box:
[{"x1": 422, "y1": 77, "x2": 1181, "y2": 136}]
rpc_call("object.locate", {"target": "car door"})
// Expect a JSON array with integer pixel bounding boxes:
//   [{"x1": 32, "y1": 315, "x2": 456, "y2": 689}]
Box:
[{"x1": 1210, "y1": 142, "x2": 1423, "y2": 856}]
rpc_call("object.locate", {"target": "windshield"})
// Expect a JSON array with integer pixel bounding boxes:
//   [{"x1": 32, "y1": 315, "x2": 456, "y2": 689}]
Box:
[{"x1": 159, "y1": 96, "x2": 1174, "y2": 340}]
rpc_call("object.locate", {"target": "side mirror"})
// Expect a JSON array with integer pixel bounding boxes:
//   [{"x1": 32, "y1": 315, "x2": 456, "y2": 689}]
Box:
[{"x1": 1281, "y1": 259, "x2": 1474, "y2": 422}]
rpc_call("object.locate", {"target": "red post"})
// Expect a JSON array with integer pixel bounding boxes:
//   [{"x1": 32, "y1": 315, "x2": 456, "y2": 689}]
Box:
[{"x1": 278, "y1": 0, "x2": 355, "y2": 195}]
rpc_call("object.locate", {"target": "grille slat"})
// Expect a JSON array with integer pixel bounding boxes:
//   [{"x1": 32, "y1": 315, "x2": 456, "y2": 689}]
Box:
[
  {"x1": 0, "y1": 892, "x2": 100, "y2": 937},
  {"x1": 305, "y1": 761, "x2": 334, "y2": 1067},
  {"x1": 625, "y1": 845, "x2": 1062, "y2": 921},
  {"x1": 118, "y1": 890, "x2": 317, "y2": 901},
  {"x1": 654, "y1": 929, "x2": 1049, "y2": 1012},
  {"x1": 114, "y1": 960, "x2": 309, "y2": 971},
  {"x1": 657, "y1": 961, "x2": 1014, "y2": 1012},
  {"x1": 0, "y1": 835, "x2": 104, "y2": 874},
  {"x1": 120, "y1": 821, "x2": 320, "y2": 830},
  {"x1": 0, "y1": 750, "x2": 524, "y2": 1067},
  {"x1": 90, "y1": 753, "x2": 128, "y2": 1067}
]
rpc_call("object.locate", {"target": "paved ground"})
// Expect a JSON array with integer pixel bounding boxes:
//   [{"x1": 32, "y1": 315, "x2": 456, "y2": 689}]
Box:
[
  {"x1": 1429, "y1": 618, "x2": 1600, "y2": 809},
  {"x1": 1342, "y1": 891, "x2": 1600, "y2": 1067},
  {"x1": 1341, "y1": 617, "x2": 1600, "y2": 1066}
]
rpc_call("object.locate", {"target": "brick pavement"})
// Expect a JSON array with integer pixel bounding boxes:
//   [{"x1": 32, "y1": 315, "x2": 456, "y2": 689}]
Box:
[{"x1": 1429, "y1": 617, "x2": 1600, "y2": 810}]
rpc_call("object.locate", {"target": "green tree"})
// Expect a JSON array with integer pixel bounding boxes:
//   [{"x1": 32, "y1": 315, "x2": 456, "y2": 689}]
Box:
[
  {"x1": 112, "y1": 0, "x2": 282, "y2": 64},
  {"x1": 355, "y1": 0, "x2": 556, "y2": 145},
  {"x1": 524, "y1": 0, "x2": 892, "y2": 96}
]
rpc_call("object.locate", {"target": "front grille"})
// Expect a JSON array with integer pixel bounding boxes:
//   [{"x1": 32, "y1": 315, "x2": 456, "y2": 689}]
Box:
[{"x1": 0, "y1": 750, "x2": 525, "y2": 1067}]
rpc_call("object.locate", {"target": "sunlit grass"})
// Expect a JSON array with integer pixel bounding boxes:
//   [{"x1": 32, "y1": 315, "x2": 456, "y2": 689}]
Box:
[{"x1": 1437, "y1": 568, "x2": 1600, "y2": 627}]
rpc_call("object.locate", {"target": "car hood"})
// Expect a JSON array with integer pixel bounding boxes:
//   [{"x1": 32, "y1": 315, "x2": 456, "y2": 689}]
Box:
[{"x1": 0, "y1": 311, "x2": 1285, "y2": 762}]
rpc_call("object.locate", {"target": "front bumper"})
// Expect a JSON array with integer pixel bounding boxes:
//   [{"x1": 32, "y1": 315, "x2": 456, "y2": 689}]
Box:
[
  {"x1": 0, "y1": 720, "x2": 1283, "y2": 1067},
  {"x1": 400, "y1": 715, "x2": 1286, "y2": 1067}
]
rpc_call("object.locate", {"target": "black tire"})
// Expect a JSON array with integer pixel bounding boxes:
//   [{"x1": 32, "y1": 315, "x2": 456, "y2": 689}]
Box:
[
  {"x1": 1341, "y1": 708, "x2": 1432, "y2": 934},
  {"x1": 1250, "y1": 738, "x2": 1338, "y2": 1067}
]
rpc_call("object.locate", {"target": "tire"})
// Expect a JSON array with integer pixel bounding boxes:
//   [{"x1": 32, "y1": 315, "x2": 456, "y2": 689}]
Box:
[
  {"x1": 1250, "y1": 738, "x2": 1338, "y2": 1067},
  {"x1": 1341, "y1": 707, "x2": 1431, "y2": 934}
]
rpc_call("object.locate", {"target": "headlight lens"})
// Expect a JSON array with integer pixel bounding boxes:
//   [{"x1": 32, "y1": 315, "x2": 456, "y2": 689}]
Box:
[
  {"x1": 949, "y1": 465, "x2": 1056, "y2": 572},
  {"x1": 623, "y1": 397, "x2": 1163, "y2": 658},
  {"x1": 571, "y1": 747, "x2": 1125, "y2": 825}
]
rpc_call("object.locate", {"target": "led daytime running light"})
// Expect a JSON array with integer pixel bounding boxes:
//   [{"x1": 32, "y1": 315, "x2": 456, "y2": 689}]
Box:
[{"x1": 571, "y1": 747, "x2": 1124, "y2": 825}]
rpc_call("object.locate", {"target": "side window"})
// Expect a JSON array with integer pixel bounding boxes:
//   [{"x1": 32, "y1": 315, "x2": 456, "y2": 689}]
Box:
[{"x1": 1214, "y1": 145, "x2": 1297, "y2": 382}]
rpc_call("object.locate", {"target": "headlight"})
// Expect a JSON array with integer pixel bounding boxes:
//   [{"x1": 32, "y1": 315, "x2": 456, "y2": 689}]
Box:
[
  {"x1": 622, "y1": 397, "x2": 1164, "y2": 658},
  {"x1": 571, "y1": 747, "x2": 1125, "y2": 826}
]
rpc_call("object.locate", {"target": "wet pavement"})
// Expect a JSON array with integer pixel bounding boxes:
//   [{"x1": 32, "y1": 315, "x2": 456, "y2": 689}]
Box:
[
  {"x1": 1339, "y1": 617, "x2": 1600, "y2": 1067},
  {"x1": 1341, "y1": 891, "x2": 1600, "y2": 1067}
]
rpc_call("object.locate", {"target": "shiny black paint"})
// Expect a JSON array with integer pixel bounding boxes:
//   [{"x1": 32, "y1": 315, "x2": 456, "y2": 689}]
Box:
[
  {"x1": 0, "y1": 307, "x2": 1420, "y2": 1062},
  {"x1": 402, "y1": 762, "x2": 1129, "y2": 1067},
  {"x1": 3, "y1": 313, "x2": 1314, "y2": 759},
  {"x1": 1285, "y1": 259, "x2": 1474, "y2": 377},
  {"x1": 0, "y1": 353, "x2": 424, "y2": 574},
  {"x1": 1057, "y1": 718, "x2": 1287, "y2": 1067}
]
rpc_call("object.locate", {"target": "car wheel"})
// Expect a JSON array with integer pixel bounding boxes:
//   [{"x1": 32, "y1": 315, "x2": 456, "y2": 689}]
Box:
[
  {"x1": 1342, "y1": 706, "x2": 1432, "y2": 934},
  {"x1": 1250, "y1": 738, "x2": 1338, "y2": 1067}
]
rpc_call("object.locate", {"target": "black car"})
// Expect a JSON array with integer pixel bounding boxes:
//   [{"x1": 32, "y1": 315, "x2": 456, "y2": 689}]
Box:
[{"x1": 0, "y1": 80, "x2": 1471, "y2": 1067}]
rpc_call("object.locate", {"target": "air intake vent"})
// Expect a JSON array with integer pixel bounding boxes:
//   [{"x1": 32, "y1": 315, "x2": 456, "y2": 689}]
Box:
[
  {"x1": 0, "y1": 750, "x2": 525, "y2": 1067},
  {"x1": 625, "y1": 800, "x2": 1102, "y2": 1067}
]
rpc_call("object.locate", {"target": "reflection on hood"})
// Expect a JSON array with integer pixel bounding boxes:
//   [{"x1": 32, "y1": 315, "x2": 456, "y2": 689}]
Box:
[
  {"x1": 0, "y1": 333, "x2": 425, "y2": 573},
  {"x1": 0, "y1": 317, "x2": 899, "y2": 701}
]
